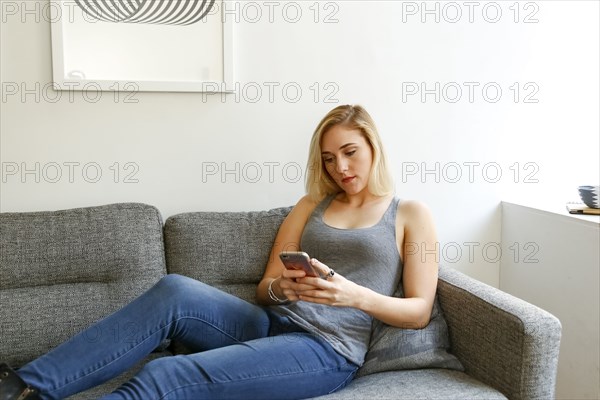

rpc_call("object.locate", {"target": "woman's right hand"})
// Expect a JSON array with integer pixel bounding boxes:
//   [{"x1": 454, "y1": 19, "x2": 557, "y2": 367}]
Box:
[{"x1": 277, "y1": 268, "x2": 312, "y2": 302}]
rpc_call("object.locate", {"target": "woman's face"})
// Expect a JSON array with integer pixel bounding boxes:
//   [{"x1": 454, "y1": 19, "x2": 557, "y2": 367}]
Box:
[{"x1": 320, "y1": 125, "x2": 374, "y2": 196}]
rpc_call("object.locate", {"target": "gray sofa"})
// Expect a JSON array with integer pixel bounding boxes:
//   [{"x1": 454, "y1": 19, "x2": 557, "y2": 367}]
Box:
[{"x1": 0, "y1": 203, "x2": 562, "y2": 399}]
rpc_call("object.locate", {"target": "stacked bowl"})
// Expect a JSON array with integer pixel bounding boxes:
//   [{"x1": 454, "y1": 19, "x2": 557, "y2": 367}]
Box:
[{"x1": 578, "y1": 185, "x2": 600, "y2": 208}]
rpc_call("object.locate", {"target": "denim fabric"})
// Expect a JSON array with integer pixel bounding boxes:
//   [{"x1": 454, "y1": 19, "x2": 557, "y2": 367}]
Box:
[{"x1": 17, "y1": 275, "x2": 357, "y2": 400}]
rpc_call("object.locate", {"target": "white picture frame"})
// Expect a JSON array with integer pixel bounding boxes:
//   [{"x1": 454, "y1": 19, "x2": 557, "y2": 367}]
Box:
[{"x1": 50, "y1": 0, "x2": 233, "y2": 93}]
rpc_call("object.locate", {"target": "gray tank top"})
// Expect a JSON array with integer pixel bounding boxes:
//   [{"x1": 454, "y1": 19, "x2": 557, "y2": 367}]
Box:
[{"x1": 272, "y1": 194, "x2": 403, "y2": 366}]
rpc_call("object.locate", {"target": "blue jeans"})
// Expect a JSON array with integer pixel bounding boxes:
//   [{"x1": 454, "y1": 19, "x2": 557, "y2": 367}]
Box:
[{"x1": 17, "y1": 274, "x2": 358, "y2": 400}]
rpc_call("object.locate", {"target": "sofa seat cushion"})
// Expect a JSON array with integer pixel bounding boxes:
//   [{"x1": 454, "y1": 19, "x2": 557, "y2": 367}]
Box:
[
  {"x1": 68, "y1": 359, "x2": 505, "y2": 399},
  {"x1": 315, "y1": 369, "x2": 507, "y2": 399},
  {"x1": 0, "y1": 203, "x2": 167, "y2": 367}
]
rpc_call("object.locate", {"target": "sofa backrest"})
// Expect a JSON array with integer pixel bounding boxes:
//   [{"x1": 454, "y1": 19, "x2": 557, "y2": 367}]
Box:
[
  {"x1": 0, "y1": 203, "x2": 167, "y2": 367},
  {"x1": 164, "y1": 207, "x2": 292, "y2": 303}
]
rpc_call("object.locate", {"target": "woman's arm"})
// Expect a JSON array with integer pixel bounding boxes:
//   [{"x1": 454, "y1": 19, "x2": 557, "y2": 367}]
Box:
[
  {"x1": 255, "y1": 195, "x2": 318, "y2": 305},
  {"x1": 296, "y1": 200, "x2": 439, "y2": 329}
]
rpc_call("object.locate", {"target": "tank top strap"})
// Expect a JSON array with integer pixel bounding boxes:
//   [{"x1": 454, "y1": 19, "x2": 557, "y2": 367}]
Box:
[
  {"x1": 381, "y1": 196, "x2": 401, "y2": 227},
  {"x1": 313, "y1": 194, "x2": 336, "y2": 216}
]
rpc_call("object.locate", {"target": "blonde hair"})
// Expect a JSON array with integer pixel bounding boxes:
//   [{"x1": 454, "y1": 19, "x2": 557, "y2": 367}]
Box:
[{"x1": 305, "y1": 105, "x2": 394, "y2": 201}]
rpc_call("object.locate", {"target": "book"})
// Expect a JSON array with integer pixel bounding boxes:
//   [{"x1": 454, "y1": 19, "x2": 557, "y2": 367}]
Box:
[{"x1": 566, "y1": 203, "x2": 600, "y2": 215}]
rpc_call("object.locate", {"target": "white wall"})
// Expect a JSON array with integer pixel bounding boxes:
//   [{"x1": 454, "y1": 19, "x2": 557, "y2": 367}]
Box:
[{"x1": 1, "y1": 1, "x2": 598, "y2": 287}]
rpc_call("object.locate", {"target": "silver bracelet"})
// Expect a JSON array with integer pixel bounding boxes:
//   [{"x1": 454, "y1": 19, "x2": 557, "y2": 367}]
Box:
[{"x1": 268, "y1": 278, "x2": 288, "y2": 303}]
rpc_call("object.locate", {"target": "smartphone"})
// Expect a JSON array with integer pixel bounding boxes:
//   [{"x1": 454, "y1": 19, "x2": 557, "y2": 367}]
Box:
[{"x1": 279, "y1": 251, "x2": 320, "y2": 277}]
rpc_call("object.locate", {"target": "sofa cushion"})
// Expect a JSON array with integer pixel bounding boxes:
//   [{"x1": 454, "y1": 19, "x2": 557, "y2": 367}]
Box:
[
  {"x1": 164, "y1": 206, "x2": 292, "y2": 303},
  {"x1": 358, "y1": 287, "x2": 463, "y2": 377},
  {"x1": 314, "y1": 369, "x2": 507, "y2": 399},
  {"x1": 0, "y1": 203, "x2": 167, "y2": 367}
]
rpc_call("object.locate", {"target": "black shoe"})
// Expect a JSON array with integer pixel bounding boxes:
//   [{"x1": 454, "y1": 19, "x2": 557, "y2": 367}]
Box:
[{"x1": 0, "y1": 363, "x2": 41, "y2": 400}]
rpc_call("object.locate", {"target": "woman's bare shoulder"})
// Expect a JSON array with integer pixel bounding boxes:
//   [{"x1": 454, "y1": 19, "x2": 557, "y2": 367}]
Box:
[
  {"x1": 287, "y1": 195, "x2": 319, "y2": 220},
  {"x1": 397, "y1": 199, "x2": 431, "y2": 214},
  {"x1": 273, "y1": 195, "x2": 321, "y2": 250},
  {"x1": 396, "y1": 199, "x2": 435, "y2": 228}
]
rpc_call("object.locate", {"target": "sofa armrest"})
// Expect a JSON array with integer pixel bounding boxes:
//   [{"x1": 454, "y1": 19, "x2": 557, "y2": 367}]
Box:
[{"x1": 437, "y1": 265, "x2": 561, "y2": 400}]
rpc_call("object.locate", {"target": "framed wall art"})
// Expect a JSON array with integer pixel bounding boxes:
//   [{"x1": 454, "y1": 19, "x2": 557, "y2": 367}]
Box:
[{"x1": 50, "y1": 0, "x2": 233, "y2": 92}]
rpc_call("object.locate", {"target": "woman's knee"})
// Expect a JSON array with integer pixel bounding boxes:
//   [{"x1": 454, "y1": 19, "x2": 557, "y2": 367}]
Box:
[
  {"x1": 152, "y1": 274, "x2": 238, "y2": 314},
  {"x1": 155, "y1": 274, "x2": 202, "y2": 298},
  {"x1": 149, "y1": 274, "x2": 270, "y2": 341},
  {"x1": 157, "y1": 273, "x2": 195, "y2": 289}
]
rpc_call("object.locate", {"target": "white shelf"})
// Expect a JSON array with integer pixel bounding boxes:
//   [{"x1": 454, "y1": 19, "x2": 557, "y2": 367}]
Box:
[{"x1": 501, "y1": 199, "x2": 599, "y2": 226}]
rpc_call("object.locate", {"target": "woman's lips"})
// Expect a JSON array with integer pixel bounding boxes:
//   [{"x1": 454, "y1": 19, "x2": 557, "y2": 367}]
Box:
[{"x1": 342, "y1": 176, "x2": 355, "y2": 184}]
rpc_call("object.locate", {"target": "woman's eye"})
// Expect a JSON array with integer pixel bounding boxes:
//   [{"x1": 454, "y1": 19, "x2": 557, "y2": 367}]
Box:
[
  {"x1": 323, "y1": 158, "x2": 334, "y2": 164},
  {"x1": 346, "y1": 150, "x2": 356, "y2": 157}
]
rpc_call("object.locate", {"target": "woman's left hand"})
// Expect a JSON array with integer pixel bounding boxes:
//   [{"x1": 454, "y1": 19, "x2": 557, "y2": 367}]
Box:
[{"x1": 295, "y1": 259, "x2": 361, "y2": 308}]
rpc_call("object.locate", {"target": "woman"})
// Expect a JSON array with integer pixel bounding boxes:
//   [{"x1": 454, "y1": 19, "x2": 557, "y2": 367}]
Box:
[{"x1": 1, "y1": 105, "x2": 438, "y2": 400}]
